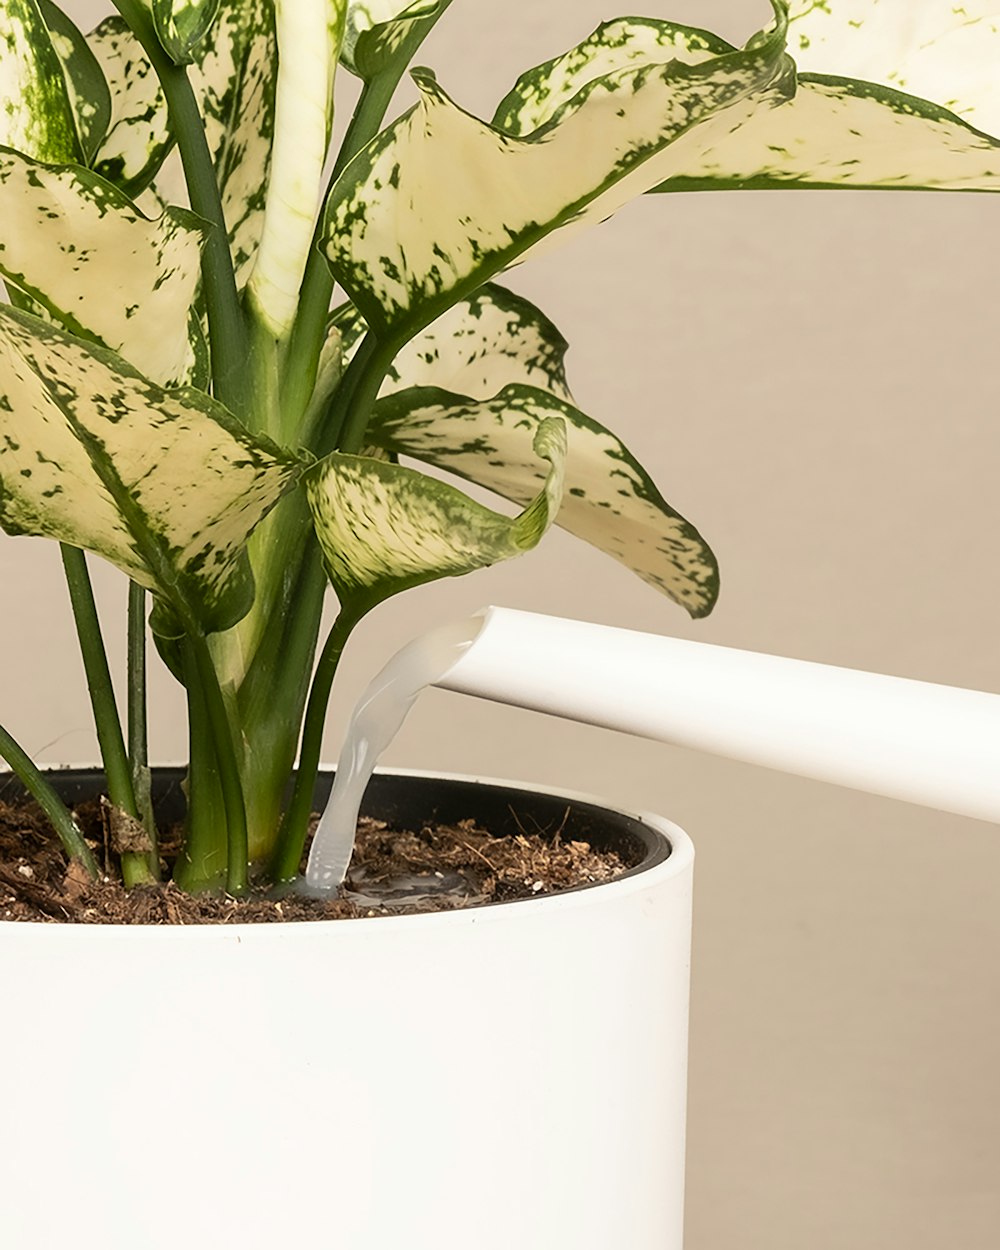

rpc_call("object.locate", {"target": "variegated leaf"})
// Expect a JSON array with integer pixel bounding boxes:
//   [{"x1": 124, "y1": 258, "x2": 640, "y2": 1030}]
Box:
[
  {"x1": 0, "y1": 306, "x2": 299, "y2": 635},
  {"x1": 343, "y1": 0, "x2": 451, "y2": 79},
  {"x1": 368, "y1": 384, "x2": 718, "y2": 618},
  {"x1": 643, "y1": 3, "x2": 1000, "y2": 194},
  {"x1": 787, "y1": 0, "x2": 1000, "y2": 138},
  {"x1": 321, "y1": 5, "x2": 792, "y2": 341},
  {"x1": 648, "y1": 73, "x2": 1000, "y2": 194},
  {"x1": 37, "y1": 0, "x2": 111, "y2": 163},
  {"x1": 149, "y1": 0, "x2": 223, "y2": 65},
  {"x1": 246, "y1": 0, "x2": 345, "y2": 337},
  {"x1": 490, "y1": 17, "x2": 733, "y2": 135},
  {"x1": 88, "y1": 17, "x2": 173, "y2": 198},
  {"x1": 332, "y1": 283, "x2": 573, "y2": 401},
  {"x1": 1, "y1": 0, "x2": 80, "y2": 162},
  {"x1": 90, "y1": 5, "x2": 277, "y2": 287},
  {"x1": 0, "y1": 148, "x2": 207, "y2": 387},
  {"x1": 188, "y1": 0, "x2": 277, "y2": 287},
  {"x1": 307, "y1": 418, "x2": 566, "y2": 607}
]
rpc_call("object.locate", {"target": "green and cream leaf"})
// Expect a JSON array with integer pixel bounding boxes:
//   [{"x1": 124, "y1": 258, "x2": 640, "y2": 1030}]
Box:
[
  {"x1": 88, "y1": 17, "x2": 173, "y2": 198},
  {"x1": 787, "y1": 0, "x2": 1000, "y2": 138},
  {"x1": 307, "y1": 418, "x2": 566, "y2": 607},
  {"x1": 321, "y1": 5, "x2": 792, "y2": 340},
  {"x1": 149, "y1": 0, "x2": 223, "y2": 65},
  {"x1": 343, "y1": 0, "x2": 452, "y2": 79},
  {"x1": 0, "y1": 307, "x2": 299, "y2": 635},
  {"x1": 0, "y1": 148, "x2": 208, "y2": 386},
  {"x1": 246, "y1": 0, "x2": 345, "y2": 337},
  {"x1": 187, "y1": 0, "x2": 278, "y2": 288},
  {"x1": 500, "y1": 5, "x2": 1000, "y2": 195},
  {"x1": 647, "y1": 73, "x2": 1000, "y2": 193},
  {"x1": 331, "y1": 283, "x2": 573, "y2": 401},
  {"x1": 368, "y1": 384, "x2": 718, "y2": 617},
  {"x1": 37, "y1": 0, "x2": 111, "y2": 163},
  {"x1": 1, "y1": 0, "x2": 80, "y2": 162},
  {"x1": 89, "y1": 5, "x2": 277, "y2": 286},
  {"x1": 491, "y1": 16, "x2": 734, "y2": 136}
]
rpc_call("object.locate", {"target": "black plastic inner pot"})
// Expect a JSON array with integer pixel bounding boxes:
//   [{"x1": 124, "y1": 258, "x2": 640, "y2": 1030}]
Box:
[{"x1": 2, "y1": 768, "x2": 673, "y2": 883}]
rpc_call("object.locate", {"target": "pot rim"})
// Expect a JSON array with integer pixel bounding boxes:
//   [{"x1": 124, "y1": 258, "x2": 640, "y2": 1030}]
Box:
[{"x1": 0, "y1": 765, "x2": 693, "y2": 938}]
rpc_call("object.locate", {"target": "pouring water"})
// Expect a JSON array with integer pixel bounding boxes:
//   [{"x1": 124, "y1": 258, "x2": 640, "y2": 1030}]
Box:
[{"x1": 305, "y1": 607, "x2": 1000, "y2": 893}]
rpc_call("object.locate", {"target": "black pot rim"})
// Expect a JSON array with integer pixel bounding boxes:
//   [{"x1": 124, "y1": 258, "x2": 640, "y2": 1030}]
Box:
[{"x1": 2, "y1": 765, "x2": 676, "y2": 913}]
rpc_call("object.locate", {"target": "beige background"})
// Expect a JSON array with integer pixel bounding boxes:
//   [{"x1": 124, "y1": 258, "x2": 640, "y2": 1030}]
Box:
[{"x1": 3, "y1": 2, "x2": 999, "y2": 1245}]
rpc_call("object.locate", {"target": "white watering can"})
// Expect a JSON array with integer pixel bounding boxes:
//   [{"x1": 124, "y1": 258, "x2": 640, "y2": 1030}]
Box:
[{"x1": 305, "y1": 606, "x2": 1000, "y2": 889}]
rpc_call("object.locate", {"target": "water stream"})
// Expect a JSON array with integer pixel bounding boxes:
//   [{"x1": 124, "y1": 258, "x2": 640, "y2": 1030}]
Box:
[{"x1": 303, "y1": 615, "x2": 483, "y2": 894}]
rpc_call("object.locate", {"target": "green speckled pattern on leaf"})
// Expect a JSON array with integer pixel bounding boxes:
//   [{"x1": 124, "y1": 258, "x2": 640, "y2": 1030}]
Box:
[
  {"x1": 37, "y1": 0, "x2": 111, "y2": 164},
  {"x1": 332, "y1": 283, "x2": 573, "y2": 401},
  {"x1": 787, "y1": 0, "x2": 1000, "y2": 138},
  {"x1": 649, "y1": 72, "x2": 1000, "y2": 193},
  {"x1": 1, "y1": 0, "x2": 80, "y2": 162},
  {"x1": 343, "y1": 0, "x2": 450, "y2": 78},
  {"x1": 492, "y1": 16, "x2": 733, "y2": 136},
  {"x1": 642, "y1": 0, "x2": 1000, "y2": 193},
  {"x1": 307, "y1": 418, "x2": 566, "y2": 607},
  {"x1": 0, "y1": 307, "x2": 299, "y2": 635},
  {"x1": 0, "y1": 148, "x2": 207, "y2": 386},
  {"x1": 368, "y1": 383, "x2": 718, "y2": 618},
  {"x1": 88, "y1": 17, "x2": 173, "y2": 198},
  {"x1": 150, "y1": 0, "x2": 223, "y2": 65},
  {"x1": 90, "y1": 4, "x2": 278, "y2": 287},
  {"x1": 188, "y1": 0, "x2": 277, "y2": 287},
  {"x1": 321, "y1": 4, "x2": 791, "y2": 340}
]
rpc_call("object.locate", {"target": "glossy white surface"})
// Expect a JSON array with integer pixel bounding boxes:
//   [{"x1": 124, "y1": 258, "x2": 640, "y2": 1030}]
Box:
[{"x1": 440, "y1": 607, "x2": 1000, "y2": 824}]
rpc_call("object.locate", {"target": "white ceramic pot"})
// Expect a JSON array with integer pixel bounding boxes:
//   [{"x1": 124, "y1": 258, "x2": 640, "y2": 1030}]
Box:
[{"x1": 1, "y1": 769, "x2": 693, "y2": 1250}]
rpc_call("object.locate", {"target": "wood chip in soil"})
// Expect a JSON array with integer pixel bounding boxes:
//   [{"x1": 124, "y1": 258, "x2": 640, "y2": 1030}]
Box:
[{"x1": 0, "y1": 797, "x2": 629, "y2": 925}]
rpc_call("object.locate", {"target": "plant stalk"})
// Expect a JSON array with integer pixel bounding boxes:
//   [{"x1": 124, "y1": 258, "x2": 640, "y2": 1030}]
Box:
[
  {"x1": 0, "y1": 723, "x2": 99, "y2": 878},
  {"x1": 60, "y1": 547, "x2": 138, "y2": 810},
  {"x1": 127, "y1": 581, "x2": 159, "y2": 882},
  {"x1": 111, "y1": 0, "x2": 247, "y2": 414},
  {"x1": 282, "y1": 71, "x2": 404, "y2": 427},
  {"x1": 281, "y1": 0, "x2": 455, "y2": 426},
  {"x1": 231, "y1": 539, "x2": 328, "y2": 859},
  {"x1": 287, "y1": 0, "x2": 456, "y2": 430},
  {"x1": 184, "y1": 632, "x2": 250, "y2": 895},
  {"x1": 331, "y1": 335, "x2": 400, "y2": 454},
  {"x1": 270, "y1": 601, "x2": 367, "y2": 882},
  {"x1": 315, "y1": 331, "x2": 401, "y2": 456},
  {"x1": 173, "y1": 649, "x2": 229, "y2": 892}
]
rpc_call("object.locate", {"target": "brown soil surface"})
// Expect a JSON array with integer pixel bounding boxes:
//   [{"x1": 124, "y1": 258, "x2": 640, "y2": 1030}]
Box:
[{"x1": 0, "y1": 795, "x2": 628, "y2": 925}]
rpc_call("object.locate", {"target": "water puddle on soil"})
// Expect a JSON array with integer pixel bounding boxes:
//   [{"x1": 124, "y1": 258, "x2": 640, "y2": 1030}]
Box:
[{"x1": 303, "y1": 615, "x2": 483, "y2": 896}]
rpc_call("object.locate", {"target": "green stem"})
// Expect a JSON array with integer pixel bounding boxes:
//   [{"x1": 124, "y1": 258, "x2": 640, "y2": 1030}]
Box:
[
  {"x1": 332, "y1": 335, "x2": 399, "y2": 454},
  {"x1": 227, "y1": 537, "x2": 328, "y2": 864},
  {"x1": 112, "y1": 0, "x2": 247, "y2": 414},
  {"x1": 239, "y1": 539, "x2": 327, "y2": 726},
  {"x1": 288, "y1": 0, "x2": 456, "y2": 429},
  {"x1": 0, "y1": 723, "x2": 99, "y2": 878},
  {"x1": 282, "y1": 71, "x2": 404, "y2": 426},
  {"x1": 184, "y1": 632, "x2": 249, "y2": 895},
  {"x1": 270, "y1": 602, "x2": 367, "y2": 882},
  {"x1": 316, "y1": 331, "x2": 400, "y2": 456},
  {"x1": 172, "y1": 649, "x2": 226, "y2": 891},
  {"x1": 60, "y1": 546, "x2": 138, "y2": 821},
  {"x1": 282, "y1": 0, "x2": 455, "y2": 427},
  {"x1": 308, "y1": 330, "x2": 374, "y2": 451},
  {"x1": 127, "y1": 581, "x2": 159, "y2": 883}
]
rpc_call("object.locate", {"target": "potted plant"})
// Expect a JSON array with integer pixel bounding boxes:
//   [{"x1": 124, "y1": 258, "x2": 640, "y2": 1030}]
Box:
[{"x1": 1, "y1": 1, "x2": 995, "y2": 1246}]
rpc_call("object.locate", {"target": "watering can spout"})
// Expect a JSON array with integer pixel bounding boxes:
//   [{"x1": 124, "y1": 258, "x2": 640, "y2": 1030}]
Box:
[
  {"x1": 305, "y1": 606, "x2": 1000, "y2": 890},
  {"x1": 436, "y1": 607, "x2": 1000, "y2": 824}
]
